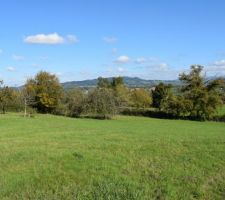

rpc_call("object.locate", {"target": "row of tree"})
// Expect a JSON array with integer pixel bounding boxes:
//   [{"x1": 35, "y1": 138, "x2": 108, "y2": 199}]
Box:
[
  {"x1": 152, "y1": 65, "x2": 225, "y2": 120},
  {"x1": 0, "y1": 72, "x2": 152, "y2": 118},
  {"x1": 58, "y1": 76, "x2": 152, "y2": 118},
  {"x1": 0, "y1": 65, "x2": 224, "y2": 120}
]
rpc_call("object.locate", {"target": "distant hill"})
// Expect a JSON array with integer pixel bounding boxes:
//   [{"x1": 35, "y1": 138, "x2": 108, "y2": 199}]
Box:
[
  {"x1": 15, "y1": 75, "x2": 225, "y2": 90},
  {"x1": 62, "y1": 76, "x2": 181, "y2": 89}
]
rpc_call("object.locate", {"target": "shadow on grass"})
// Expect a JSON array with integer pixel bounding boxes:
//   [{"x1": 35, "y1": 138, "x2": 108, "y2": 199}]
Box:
[{"x1": 121, "y1": 108, "x2": 225, "y2": 122}]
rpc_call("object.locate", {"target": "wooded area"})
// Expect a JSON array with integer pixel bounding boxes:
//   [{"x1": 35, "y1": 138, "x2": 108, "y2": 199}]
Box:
[{"x1": 0, "y1": 65, "x2": 224, "y2": 121}]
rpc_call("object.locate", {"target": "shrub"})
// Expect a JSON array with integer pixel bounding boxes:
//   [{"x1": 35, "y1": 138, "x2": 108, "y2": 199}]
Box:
[
  {"x1": 64, "y1": 89, "x2": 86, "y2": 117},
  {"x1": 85, "y1": 88, "x2": 117, "y2": 119},
  {"x1": 130, "y1": 88, "x2": 152, "y2": 109}
]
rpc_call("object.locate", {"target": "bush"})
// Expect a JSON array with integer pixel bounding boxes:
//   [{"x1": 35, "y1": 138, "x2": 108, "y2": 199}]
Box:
[
  {"x1": 212, "y1": 114, "x2": 225, "y2": 122},
  {"x1": 64, "y1": 89, "x2": 86, "y2": 117},
  {"x1": 130, "y1": 88, "x2": 152, "y2": 109},
  {"x1": 85, "y1": 88, "x2": 117, "y2": 119},
  {"x1": 53, "y1": 103, "x2": 68, "y2": 116}
]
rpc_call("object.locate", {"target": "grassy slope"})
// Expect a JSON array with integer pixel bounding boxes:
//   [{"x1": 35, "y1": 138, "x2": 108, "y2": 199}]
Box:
[{"x1": 0, "y1": 114, "x2": 225, "y2": 200}]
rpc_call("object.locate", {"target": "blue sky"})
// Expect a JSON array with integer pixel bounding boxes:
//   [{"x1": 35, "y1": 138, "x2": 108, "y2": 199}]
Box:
[{"x1": 0, "y1": 0, "x2": 225, "y2": 86}]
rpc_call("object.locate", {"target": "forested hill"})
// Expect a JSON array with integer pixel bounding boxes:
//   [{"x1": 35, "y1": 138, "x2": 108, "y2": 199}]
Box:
[
  {"x1": 62, "y1": 77, "x2": 180, "y2": 89},
  {"x1": 16, "y1": 76, "x2": 224, "y2": 90}
]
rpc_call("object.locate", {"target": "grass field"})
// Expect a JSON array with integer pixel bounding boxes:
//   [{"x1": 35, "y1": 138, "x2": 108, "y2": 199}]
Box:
[{"x1": 0, "y1": 114, "x2": 225, "y2": 200}]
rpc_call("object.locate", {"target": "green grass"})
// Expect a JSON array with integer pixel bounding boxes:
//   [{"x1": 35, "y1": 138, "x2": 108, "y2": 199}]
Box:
[{"x1": 0, "y1": 113, "x2": 225, "y2": 200}]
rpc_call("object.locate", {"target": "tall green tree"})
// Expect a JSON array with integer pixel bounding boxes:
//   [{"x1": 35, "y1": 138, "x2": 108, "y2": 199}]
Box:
[
  {"x1": 179, "y1": 65, "x2": 224, "y2": 120},
  {"x1": 152, "y1": 83, "x2": 172, "y2": 110},
  {"x1": 97, "y1": 77, "x2": 111, "y2": 88},
  {"x1": 97, "y1": 76, "x2": 130, "y2": 108},
  {"x1": 111, "y1": 77, "x2": 124, "y2": 88},
  {"x1": 25, "y1": 71, "x2": 63, "y2": 113}
]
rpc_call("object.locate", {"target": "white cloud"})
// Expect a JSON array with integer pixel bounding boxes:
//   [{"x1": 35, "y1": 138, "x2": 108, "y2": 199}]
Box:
[
  {"x1": 205, "y1": 59, "x2": 225, "y2": 75},
  {"x1": 24, "y1": 33, "x2": 65, "y2": 44},
  {"x1": 210, "y1": 60, "x2": 225, "y2": 68},
  {"x1": 135, "y1": 57, "x2": 147, "y2": 64},
  {"x1": 51, "y1": 72, "x2": 62, "y2": 77},
  {"x1": 103, "y1": 36, "x2": 118, "y2": 43},
  {"x1": 136, "y1": 69, "x2": 181, "y2": 80},
  {"x1": 24, "y1": 33, "x2": 79, "y2": 44},
  {"x1": 55, "y1": 72, "x2": 62, "y2": 76},
  {"x1": 117, "y1": 67, "x2": 125, "y2": 73},
  {"x1": 66, "y1": 35, "x2": 79, "y2": 43},
  {"x1": 7, "y1": 66, "x2": 16, "y2": 72},
  {"x1": 217, "y1": 60, "x2": 225, "y2": 65},
  {"x1": 157, "y1": 63, "x2": 169, "y2": 71},
  {"x1": 0, "y1": 49, "x2": 3, "y2": 54},
  {"x1": 12, "y1": 54, "x2": 24, "y2": 61},
  {"x1": 115, "y1": 55, "x2": 130, "y2": 63}
]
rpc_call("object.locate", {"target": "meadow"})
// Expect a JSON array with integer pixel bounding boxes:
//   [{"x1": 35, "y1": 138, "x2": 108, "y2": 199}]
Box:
[{"x1": 0, "y1": 114, "x2": 225, "y2": 199}]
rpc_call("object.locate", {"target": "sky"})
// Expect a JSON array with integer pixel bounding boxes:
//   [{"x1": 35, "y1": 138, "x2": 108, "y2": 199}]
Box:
[{"x1": 0, "y1": 0, "x2": 225, "y2": 86}]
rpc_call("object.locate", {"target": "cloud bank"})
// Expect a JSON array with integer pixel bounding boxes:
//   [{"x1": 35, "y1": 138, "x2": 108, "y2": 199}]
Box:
[
  {"x1": 24, "y1": 33, "x2": 78, "y2": 44},
  {"x1": 7, "y1": 67, "x2": 16, "y2": 72},
  {"x1": 115, "y1": 55, "x2": 130, "y2": 63}
]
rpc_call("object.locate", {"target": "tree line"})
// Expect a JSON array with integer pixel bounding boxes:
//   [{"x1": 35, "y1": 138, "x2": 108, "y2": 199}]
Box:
[
  {"x1": 152, "y1": 65, "x2": 225, "y2": 120},
  {"x1": 0, "y1": 65, "x2": 224, "y2": 120}
]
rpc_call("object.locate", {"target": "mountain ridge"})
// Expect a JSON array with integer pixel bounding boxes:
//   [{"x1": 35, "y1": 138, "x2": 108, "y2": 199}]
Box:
[
  {"x1": 15, "y1": 76, "x2": 225, "y2": 90},
  {"x1": 62, "y1": 76, "x2": 181, "y2": 89}
]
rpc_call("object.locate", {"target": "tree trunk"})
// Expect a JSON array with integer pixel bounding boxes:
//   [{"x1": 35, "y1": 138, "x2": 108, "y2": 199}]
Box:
[{"x1": 2, "y1": 105, "x2": 5, "y2": 114}]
